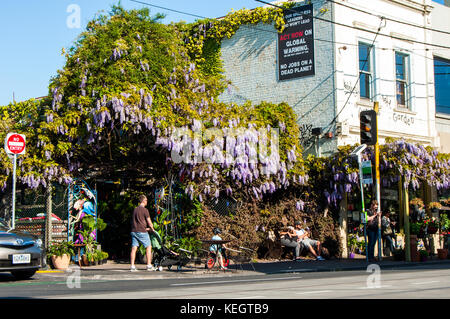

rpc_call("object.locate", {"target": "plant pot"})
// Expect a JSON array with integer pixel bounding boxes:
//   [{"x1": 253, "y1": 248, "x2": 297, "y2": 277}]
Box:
[
  {"x1": 81, "y1": 255, "x2": 89, "y2": 266},
  {"x1": 437, "y1": 248, "x2": 448, "y2": 260},
  {"x1": 51, "y1": 254, "x2": 71, "y2": 270},
  {"x1": 393, "y1": 250, "x2": 405, "y2": 261},
  {"x1": 409, "y1": 235, "x2": 419, "y2": 262}
]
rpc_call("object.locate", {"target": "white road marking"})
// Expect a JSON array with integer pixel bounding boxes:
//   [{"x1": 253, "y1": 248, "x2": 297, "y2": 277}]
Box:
[
  {"x1": 295, "y1": 290, "x2": 332, "y2": 295},
  {"x1": 357, "y1": 285, "x2": 392, "y2": 289},
  {"x1": 233, "y1": 295, "x2": 266, "y2": 299},
  {"x1": 170, "y1": 276, "x2": 302, "y2": 286},
  {"x1": 410, "y1": 281, "x2": 439, "y2": 285}
]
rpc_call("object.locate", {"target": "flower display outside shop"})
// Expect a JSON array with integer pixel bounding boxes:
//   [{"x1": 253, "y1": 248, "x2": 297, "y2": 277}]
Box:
[
  {"x1": 428, "y1": 202, "x2": 442, "y2": 210},
  {"x1": 422, "y1": 217, "x2": 439, "y2": 234},
  {"x1": 0, "y1": 5, "x2": 449, "y2": 258}
]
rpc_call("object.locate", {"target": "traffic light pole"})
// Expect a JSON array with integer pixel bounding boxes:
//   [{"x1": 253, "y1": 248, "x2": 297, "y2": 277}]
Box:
[{"x1": 374, "y1": 102, "x2": 382, "y2": 261}]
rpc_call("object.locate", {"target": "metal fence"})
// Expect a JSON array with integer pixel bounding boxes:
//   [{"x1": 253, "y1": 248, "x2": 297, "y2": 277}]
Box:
[{"x1": 1, "y1": 184, "x2": 68, "y2": 248}]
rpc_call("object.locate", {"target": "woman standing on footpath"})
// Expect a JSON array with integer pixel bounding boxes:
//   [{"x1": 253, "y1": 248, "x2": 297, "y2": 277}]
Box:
[{"x1": 366, "y1": 200, "x2": 381, "y2": 262}]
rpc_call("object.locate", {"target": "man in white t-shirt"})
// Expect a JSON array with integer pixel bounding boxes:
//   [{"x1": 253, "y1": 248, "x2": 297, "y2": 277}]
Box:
[{"x1": 294, "y1": 220, "x2": 324, "y2": 261}]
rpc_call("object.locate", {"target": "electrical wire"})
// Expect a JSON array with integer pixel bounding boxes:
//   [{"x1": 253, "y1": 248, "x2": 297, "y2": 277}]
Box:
[
  {"x1": 129, "y1": 1, "x2": 449, "y2": 122},
  {"x1": 130, "y1": 0, "x2": 450, "y2": 55},
  {"x1": 255, "y1": 0, "x2": 450, "y2": 50},
  {"x1": 326, "y1": 0, "x2": 450, "y2": 36}
]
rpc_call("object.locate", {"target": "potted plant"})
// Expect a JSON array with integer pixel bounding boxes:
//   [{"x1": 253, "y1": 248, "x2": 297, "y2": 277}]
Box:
[
  {"x1": 77, "y1": 215, "x2": 107, "y2": 266},
  {"x1": 47, "y1": 241, "x2": 75, "y2": 270},
  {"x1": 423, "y1": 217, "x2": 439, "y2": 235},
  {"x1": 428, "y1": 202, "x2": 442, "y2": 216},
  {"x1": 419, "y1": 249, "x2": 428, "y2": 262},
  {"x1": 410, "y1": 198, "x2": 424, "y2": 211},
  {"x1": 437, "y1": 214, "x2": 450, "y2": 259},
  {"x1": 410, "y1": 222, "x2": 422, "y2": 236},
  {"x1": 393, "y1": 248, "x2": 405, "y2": 261},
  {"x1": 99, "y1": 251, "x2": 109, "y2": 264},
  {"x1": 347, "y1": 234, "x2": 358, "y2": 259}
]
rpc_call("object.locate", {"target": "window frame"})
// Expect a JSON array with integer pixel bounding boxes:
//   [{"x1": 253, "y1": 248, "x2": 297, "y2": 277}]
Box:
[
  {"x1": 395, "y1": 51, "x2": 410, "y2": 109},
  {"x1": 434, "y1": 56, "x2": 450, "y2": 115},
  {"x1": 358, "y1": 42, "x2": 374, "y2": 101}
]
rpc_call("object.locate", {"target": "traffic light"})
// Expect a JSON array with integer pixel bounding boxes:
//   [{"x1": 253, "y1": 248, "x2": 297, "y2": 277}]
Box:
[{"x1": 360, "y1": 110, "x2": 377, "y2": 145}]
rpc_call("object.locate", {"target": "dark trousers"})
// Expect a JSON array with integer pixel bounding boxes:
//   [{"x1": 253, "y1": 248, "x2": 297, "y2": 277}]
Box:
[
  {"x1": 367, "y1": 228, "x2": 379, "y2": 260},
  {"x1": 280, "y1": 238, "x2": 302, "y2": 258},
  {"x1": 383, "y1": 235, "x2": 395, "y2": 254}
]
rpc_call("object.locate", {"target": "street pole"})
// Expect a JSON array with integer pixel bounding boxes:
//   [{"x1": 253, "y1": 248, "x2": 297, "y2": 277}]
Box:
[
  {"x1": 11, "y1": 153, "x2": 17, "y2": 230},
  {"x1": 374, "y1": 101, "x2": 382, "y2": 261},
  {"x1": 358, "y1": 154, "x2": 368, "y2": 262}
]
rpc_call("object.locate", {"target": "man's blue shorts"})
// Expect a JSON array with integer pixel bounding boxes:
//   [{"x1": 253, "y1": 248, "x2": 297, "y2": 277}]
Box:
[{"x1": 131, "y1": 232, "x2": 151, "y2": 248}]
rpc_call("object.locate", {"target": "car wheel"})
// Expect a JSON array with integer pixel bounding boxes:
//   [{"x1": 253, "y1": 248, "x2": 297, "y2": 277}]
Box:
[{"x1": 11, "y1": 269, "x2": 37, "y2": 280}]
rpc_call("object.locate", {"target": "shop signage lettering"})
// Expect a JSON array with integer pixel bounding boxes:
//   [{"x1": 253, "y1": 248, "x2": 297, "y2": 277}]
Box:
[
  {"x1": 278, "y1": 4, "x2": 315, "y2": 81},
  {"x1": 393, "y1": 112, "x2": 414, "y2": 126}
]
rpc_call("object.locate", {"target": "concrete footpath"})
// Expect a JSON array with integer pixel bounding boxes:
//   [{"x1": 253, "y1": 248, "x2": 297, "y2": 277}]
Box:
[{"x1": 37, "y1": 257, "x2": 450, "y2": 281}]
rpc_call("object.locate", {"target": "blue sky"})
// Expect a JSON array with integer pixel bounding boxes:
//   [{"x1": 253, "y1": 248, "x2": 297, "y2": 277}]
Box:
[
  {"x1": 0, "y1": 0, "x2": 446, "y2": 105},
  {"x1": 0, "y1": 0, "x2": 259, "y2": 105}
]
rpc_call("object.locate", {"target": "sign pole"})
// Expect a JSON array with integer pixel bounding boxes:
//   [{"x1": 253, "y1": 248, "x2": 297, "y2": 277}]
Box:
[
  {"x1": 358, "y1": 155, "x2": 368, "y2": 262},
  {"x1": 4, "y1": 133, "x2": 26, "y2": 230},
  {"x1": 11, "y1": 153, "x2": 17, "y2": 230}
]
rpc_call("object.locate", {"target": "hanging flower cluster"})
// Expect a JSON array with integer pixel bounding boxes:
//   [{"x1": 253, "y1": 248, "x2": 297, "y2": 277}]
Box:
[
  {"x1": 1, "y1": 5, "x2": 306, "y2": 203},
  {"x1": 307, "y1": 140, "x2": 450, "y2": 207}
]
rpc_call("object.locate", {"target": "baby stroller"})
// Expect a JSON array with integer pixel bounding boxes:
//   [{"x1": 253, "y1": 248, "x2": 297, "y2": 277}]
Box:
[{"x1": 150, "y1": 231, "x2": 191, "y2": 271}]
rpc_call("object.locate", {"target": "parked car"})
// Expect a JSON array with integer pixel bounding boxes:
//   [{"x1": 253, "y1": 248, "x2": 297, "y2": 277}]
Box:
[{"x1": 0, "y1": 218, "x2": 43, "y2": 279}]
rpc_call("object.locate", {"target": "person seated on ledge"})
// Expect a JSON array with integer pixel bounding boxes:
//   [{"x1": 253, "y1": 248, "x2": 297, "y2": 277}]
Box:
[
  {"x1": 294, "y1": 220, "x2": 325, "y2": 261},
  {"x1": 279, "y1": 225, "x2": 304, "y2": 261}
]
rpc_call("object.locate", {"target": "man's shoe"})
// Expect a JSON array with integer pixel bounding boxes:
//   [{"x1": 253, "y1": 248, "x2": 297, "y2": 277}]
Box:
[
  {"x1": 130, "y1": 266, "x2": 138, "y2": 272},
  {"x1": 316, "y1": 256, "x2": 325, "y2": 261}
]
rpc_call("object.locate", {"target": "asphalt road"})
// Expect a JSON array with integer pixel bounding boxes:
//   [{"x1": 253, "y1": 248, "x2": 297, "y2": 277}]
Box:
[{"x1": 1, "y1": 263, "x2": 449, "y2": 299}]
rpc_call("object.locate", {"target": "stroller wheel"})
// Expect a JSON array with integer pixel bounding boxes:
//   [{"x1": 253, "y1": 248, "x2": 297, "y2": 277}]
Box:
[
  {"x1": 158, "y1": 266, "x2": 163, "y2": 272},
  {"x1": 167, "y1": 265, "x2": 172, "y2": 271},
  {"x1": 206, "y1": 257, "x2": 215, "y2": 269},
  {"x1": 177, "y1": 265, "x2": 182, "y2": 271}
]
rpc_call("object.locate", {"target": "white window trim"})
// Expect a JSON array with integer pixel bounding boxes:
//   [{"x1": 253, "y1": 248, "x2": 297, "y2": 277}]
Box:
[
  {"x1": 357, "y1": 40, "x2": 376, "y2": 103},
  {"x1": 394, "y1": 50, "x2": 412, "y2": 111}
]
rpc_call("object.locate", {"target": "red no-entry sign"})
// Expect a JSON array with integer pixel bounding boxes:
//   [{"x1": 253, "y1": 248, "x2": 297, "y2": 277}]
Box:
[{"x1": 5, "y1": 133, "x2": 26, "y2": 155}]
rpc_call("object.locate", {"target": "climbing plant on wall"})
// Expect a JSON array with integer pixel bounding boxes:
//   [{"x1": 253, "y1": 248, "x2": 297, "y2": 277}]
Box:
[{"x1": 0, "y1": 5, "x2": 306, "y2": 206}]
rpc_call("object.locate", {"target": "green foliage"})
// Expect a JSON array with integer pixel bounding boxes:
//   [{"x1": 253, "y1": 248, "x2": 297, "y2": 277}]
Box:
[
  {"x1": 410, "y1": 222, "x2": 422, "y2": 235},
  {"x1": 175, "y1": 236, "x2": 202, "y2": 255},
  {"x1": 47, "y1": 241, "x2": 75, "y2": 257},
  {"x1": 440, "y1": 214, "x2": 450, "y2": 232},
  {"x1": 347, "y1": 234, "x2": 358, "y2": 253}
]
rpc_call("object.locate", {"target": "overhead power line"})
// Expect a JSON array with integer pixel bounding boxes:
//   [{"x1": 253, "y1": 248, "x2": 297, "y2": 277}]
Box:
[
  {"x1": 255, "y1": 0, "x2": 450, "y2": 50},
  {"x1": 326, "y1": 0, "x2": 450, "y2": 36},
  {"x1": 130, "y1": 0, "x2": 206, "y2": 19}
]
